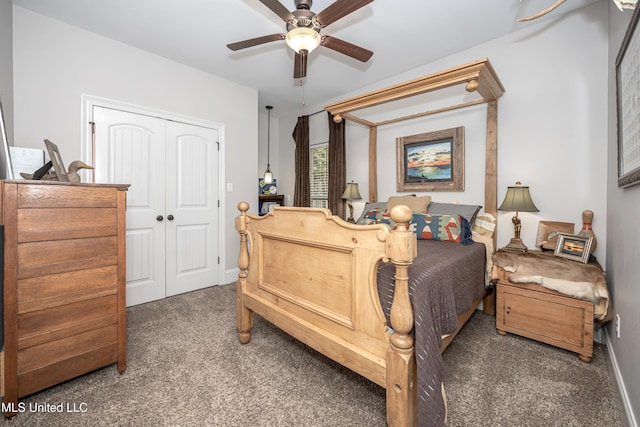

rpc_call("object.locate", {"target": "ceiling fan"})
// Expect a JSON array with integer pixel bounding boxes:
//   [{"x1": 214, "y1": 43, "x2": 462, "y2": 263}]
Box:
[{"x1": 227, "y1": 0, "x2": 374, "y2": 79}]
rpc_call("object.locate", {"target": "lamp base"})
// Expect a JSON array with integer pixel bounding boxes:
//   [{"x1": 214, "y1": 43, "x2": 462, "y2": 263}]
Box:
[
  {"x1": 346, "y1": 202, "x2": 356, "y2": 224},
  {"x1": 501, "y1": 238, "x2": 528, "y2": 253}
]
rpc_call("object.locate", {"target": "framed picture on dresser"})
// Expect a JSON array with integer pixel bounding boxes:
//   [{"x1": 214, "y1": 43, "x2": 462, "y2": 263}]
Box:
[
  {"x1": 535, "y1": 221, "x2": 575, "y2": 251},
  {"x1": 44, "y1": 139, "x2": 69, "y2": 182},
  {"x1": 554, "y1": 233, "x2": 593, "y2": 264}
]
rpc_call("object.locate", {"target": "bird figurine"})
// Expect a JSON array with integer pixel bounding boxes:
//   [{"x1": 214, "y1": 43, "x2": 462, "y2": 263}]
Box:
[
  {"x1": 66, "y1": 160, "x2": 94, "y2": 183},
  {"x1": 20, "y1": 161, "x2": 56, "y2": 180},
  {"x1": 20, "y1": 160, "x2": 93, "y2": 182}
]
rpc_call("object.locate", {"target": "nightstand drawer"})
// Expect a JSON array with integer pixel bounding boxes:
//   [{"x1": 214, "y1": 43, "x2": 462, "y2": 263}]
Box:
[{"x1": 496, "y1": 281, "x2": 594, "y2": 362}]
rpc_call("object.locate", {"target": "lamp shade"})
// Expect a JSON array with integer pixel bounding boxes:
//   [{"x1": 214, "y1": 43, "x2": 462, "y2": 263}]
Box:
[
  {"x1": 498, "y1": 182, "x2": 539, "y2": 213},
  {"x1": 341, "y1": 182, "x2": 362, "y2": 200},
  {"x1": 263, "y1": 166, "x2": 273, "y2": 184},
  {"x1": 285, "y1": 27, "x2": 321, "y2": 53}
]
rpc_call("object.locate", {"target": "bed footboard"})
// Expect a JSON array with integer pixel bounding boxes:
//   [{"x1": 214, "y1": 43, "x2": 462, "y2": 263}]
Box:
[{"x1": 235, "y1": 202, "x2": 417, "y2": 426}]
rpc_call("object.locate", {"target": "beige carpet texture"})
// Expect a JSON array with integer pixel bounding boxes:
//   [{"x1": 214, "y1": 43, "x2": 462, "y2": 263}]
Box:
[{"x1": 2, "y1": 284, "x2": 627, "y2": 426}]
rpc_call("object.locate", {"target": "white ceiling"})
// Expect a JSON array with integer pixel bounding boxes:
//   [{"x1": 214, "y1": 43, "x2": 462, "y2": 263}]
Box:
[{"x1": 13, "y1": 0, "x2": 600, "y2": 116}]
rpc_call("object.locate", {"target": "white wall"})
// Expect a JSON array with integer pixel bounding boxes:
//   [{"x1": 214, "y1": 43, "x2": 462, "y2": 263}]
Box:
[
  {"x1": 275, "y1": 2, "x2": 609, "y2": 264},
  {"x1": 0, "y1": 0, "x2": 13, "y2": 142},
  {"x1": 12, "y1": 6, "x2": 259, "y2": 283},
  {"x1": 607, "y1": 4, "x2": 640, "y2": 426}
]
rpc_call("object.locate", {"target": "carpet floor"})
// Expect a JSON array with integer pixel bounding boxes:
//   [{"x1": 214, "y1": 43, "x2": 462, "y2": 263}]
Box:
[{"x1": 2, "y1": 284, "x2": 627, "y2": 426}]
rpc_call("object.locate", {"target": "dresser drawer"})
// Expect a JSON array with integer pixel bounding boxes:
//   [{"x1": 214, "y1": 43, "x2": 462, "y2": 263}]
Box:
[
  {"x1": 17, "y1": 266, "x2": 118, "y2": 313},
  {"x1": 17, "y1": 236, "x2": 118, "y2": 278},
  {"x1": 17, "y1": 184, "x2": 118, "y2": 209},
  {"x1": 18, "y1": 295, "x2": 118, "y2": 349},
  {"x1": 17, "y1": 207, "x2": 118, "y2": 242}
]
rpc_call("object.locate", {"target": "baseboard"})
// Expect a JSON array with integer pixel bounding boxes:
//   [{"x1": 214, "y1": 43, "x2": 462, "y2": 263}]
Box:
[
  {"x1": 225, "y1": 268, "x2": 239, "y2": 285},
  {"x1": 605, "y1": 329, "x2": 638, "y2": 427}
]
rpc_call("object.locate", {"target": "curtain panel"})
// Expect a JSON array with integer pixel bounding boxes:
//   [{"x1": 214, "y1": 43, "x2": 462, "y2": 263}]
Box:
[
  {"x1": 293, "y1": 115, "x2": 310, "y2": 207},
  {"x1": 327, "y1": 112, "x2": 346, "y2": 219}
]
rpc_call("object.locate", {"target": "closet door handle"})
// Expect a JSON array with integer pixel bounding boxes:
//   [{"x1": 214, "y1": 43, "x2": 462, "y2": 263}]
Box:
[
  {"x1": 156, "y1": 215, "x2": 164, "y2": 222},
  {"x1": 167, "y1": 215, "x2": 174, "y2": 221}
]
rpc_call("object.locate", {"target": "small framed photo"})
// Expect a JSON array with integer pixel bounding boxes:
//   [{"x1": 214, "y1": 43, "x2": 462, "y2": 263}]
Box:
[
  {"x1": 44, "y1": 139, "x2": 69, "y2": 182},
  {"x1": 554, "y1": 233, "x2": 593, "y2": 264}
]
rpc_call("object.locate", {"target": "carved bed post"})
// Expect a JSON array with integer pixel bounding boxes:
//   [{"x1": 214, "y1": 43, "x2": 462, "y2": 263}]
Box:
[
  {"x1": 236, "y1": 202, "x2": 253, "y2": 344},
  {"x1": 385, "y1": 205, "x2": 418, "y2": 427}
]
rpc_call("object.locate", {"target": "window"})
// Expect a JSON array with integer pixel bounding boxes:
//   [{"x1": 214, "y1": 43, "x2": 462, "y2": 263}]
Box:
[{"x1": 310, "y1": 143, "x2": 328, "y2": 208}]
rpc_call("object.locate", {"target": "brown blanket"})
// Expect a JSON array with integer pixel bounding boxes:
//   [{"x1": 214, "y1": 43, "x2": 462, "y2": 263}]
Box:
[
  {"x1": 377, "y1": 240, "x2": 486, "y2": 427},
  {"x1": 492, "y1": 250, "x2": 611, "y2": 321}
]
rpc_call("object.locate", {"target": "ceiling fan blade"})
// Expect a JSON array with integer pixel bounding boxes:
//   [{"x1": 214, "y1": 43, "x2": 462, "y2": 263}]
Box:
[
  {"x1": 294, "y1": 50, "x2": 308, "y2": 79},
  {"x1": 315, "y1": 0, "x2": 373, "y2": 27},
  {"x1": 227, "y1": 33, "x2": 284, "y2": 51},
  {"x1": 259, "y1": 0, "x2": 294, "y2": 22},
  {"x1": 321, "y1": 35, "x2": 373, "y2": 62}
]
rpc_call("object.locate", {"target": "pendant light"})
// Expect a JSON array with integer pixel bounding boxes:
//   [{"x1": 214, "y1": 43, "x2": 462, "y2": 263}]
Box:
[{"x1": 263, "y1": 105, "x2": 274, "y2": 184}]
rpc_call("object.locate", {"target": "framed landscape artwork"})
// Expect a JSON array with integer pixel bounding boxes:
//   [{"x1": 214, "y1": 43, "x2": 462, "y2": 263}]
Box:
[{"x1": 396, "y1": 126, "x2": 464, "y2": 192}]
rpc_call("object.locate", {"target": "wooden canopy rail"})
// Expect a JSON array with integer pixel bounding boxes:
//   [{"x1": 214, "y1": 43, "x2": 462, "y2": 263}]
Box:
[{"x1": 323, "y1": 58, "x2": 505, "y2": 222}]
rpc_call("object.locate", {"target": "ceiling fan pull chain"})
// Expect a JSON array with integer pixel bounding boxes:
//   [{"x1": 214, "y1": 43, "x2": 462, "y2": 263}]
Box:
[{"x1": 300, "y1": 79, "x2": 305, "y2": 106}]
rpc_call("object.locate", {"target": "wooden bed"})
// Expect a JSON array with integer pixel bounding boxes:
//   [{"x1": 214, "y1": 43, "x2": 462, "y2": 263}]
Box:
[{"x1": 236, "y1": 60, "x2": 505, "y2": 426}]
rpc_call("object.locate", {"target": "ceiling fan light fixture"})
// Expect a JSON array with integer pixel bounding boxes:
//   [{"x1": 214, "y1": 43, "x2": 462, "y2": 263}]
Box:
[{"x1": 285, "y1": 27, "x2": 321, "y2": 53}]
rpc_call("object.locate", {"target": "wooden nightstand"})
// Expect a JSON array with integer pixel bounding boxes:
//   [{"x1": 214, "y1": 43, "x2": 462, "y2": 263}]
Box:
[
  {"x1": 495, "y1": 264, "x2": 594, "y2": 363},
  {"x1": 258, "y1": 194, "x2": 284, "y2": 215}
]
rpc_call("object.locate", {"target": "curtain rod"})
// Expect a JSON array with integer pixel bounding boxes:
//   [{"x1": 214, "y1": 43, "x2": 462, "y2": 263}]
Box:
[{"x1": 308, "y1": 109, "x2": 325, "y2": 117}]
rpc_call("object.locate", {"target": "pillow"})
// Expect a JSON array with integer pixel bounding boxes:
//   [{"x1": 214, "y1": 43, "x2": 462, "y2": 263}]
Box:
[
  {"x1": 426, "y1": 201, "x2": 482, "y2": 225},
  {"x1": 364, "y1": 209, "x2": 473, "y2": 245},
  {"x1": 356, "y1": 202, "x2": 387, "y2": 224},
  {"x1": 386, "y1": 195, "x2": 432, "y2": 213},
  {"x1": 472, "y1": 212, "x2": 496, "y2": 237},
  {"x1": 357, "y1": 206, "x2": 387, "y2": 225},
  {"x1": 409, "y1": 213, "x2": 473, "y2": 244}
]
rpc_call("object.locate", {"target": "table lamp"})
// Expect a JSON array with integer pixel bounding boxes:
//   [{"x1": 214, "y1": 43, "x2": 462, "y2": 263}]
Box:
[
  {"x1": 341, "y1": 181, "x2": 362, "y2": 223},
  {"x1": 498, "y1": 181, "x2": 539, "y2": 252}
]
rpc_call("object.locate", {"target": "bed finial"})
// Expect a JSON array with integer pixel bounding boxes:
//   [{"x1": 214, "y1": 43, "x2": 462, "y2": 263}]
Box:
[
  {"x1": 466, "y1": 79, "x2": 479, "y2": 92},
  {"x1": 389, "y1": 204, "x2": 413, "y2": 227},
  {"x1": 386, "y1": 203, "x2": 418, "y2": 426},
  {"x1": 236, "y1": 201, "x2": 252, "y2": 344}
]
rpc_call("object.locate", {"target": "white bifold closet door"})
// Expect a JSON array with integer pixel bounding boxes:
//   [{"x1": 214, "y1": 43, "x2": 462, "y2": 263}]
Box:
[{"x1": 93, "y1": 106, "x2": 220, "y2": 307}]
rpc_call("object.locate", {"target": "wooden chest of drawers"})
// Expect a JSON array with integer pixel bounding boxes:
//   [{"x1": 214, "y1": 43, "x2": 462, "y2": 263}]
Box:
[
  {"x1": 0, "y1": 181, "x2": 128, "y2": 416},
  {"x1": 496, "y1": 267, "x2": 594, "y2": 363}
]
